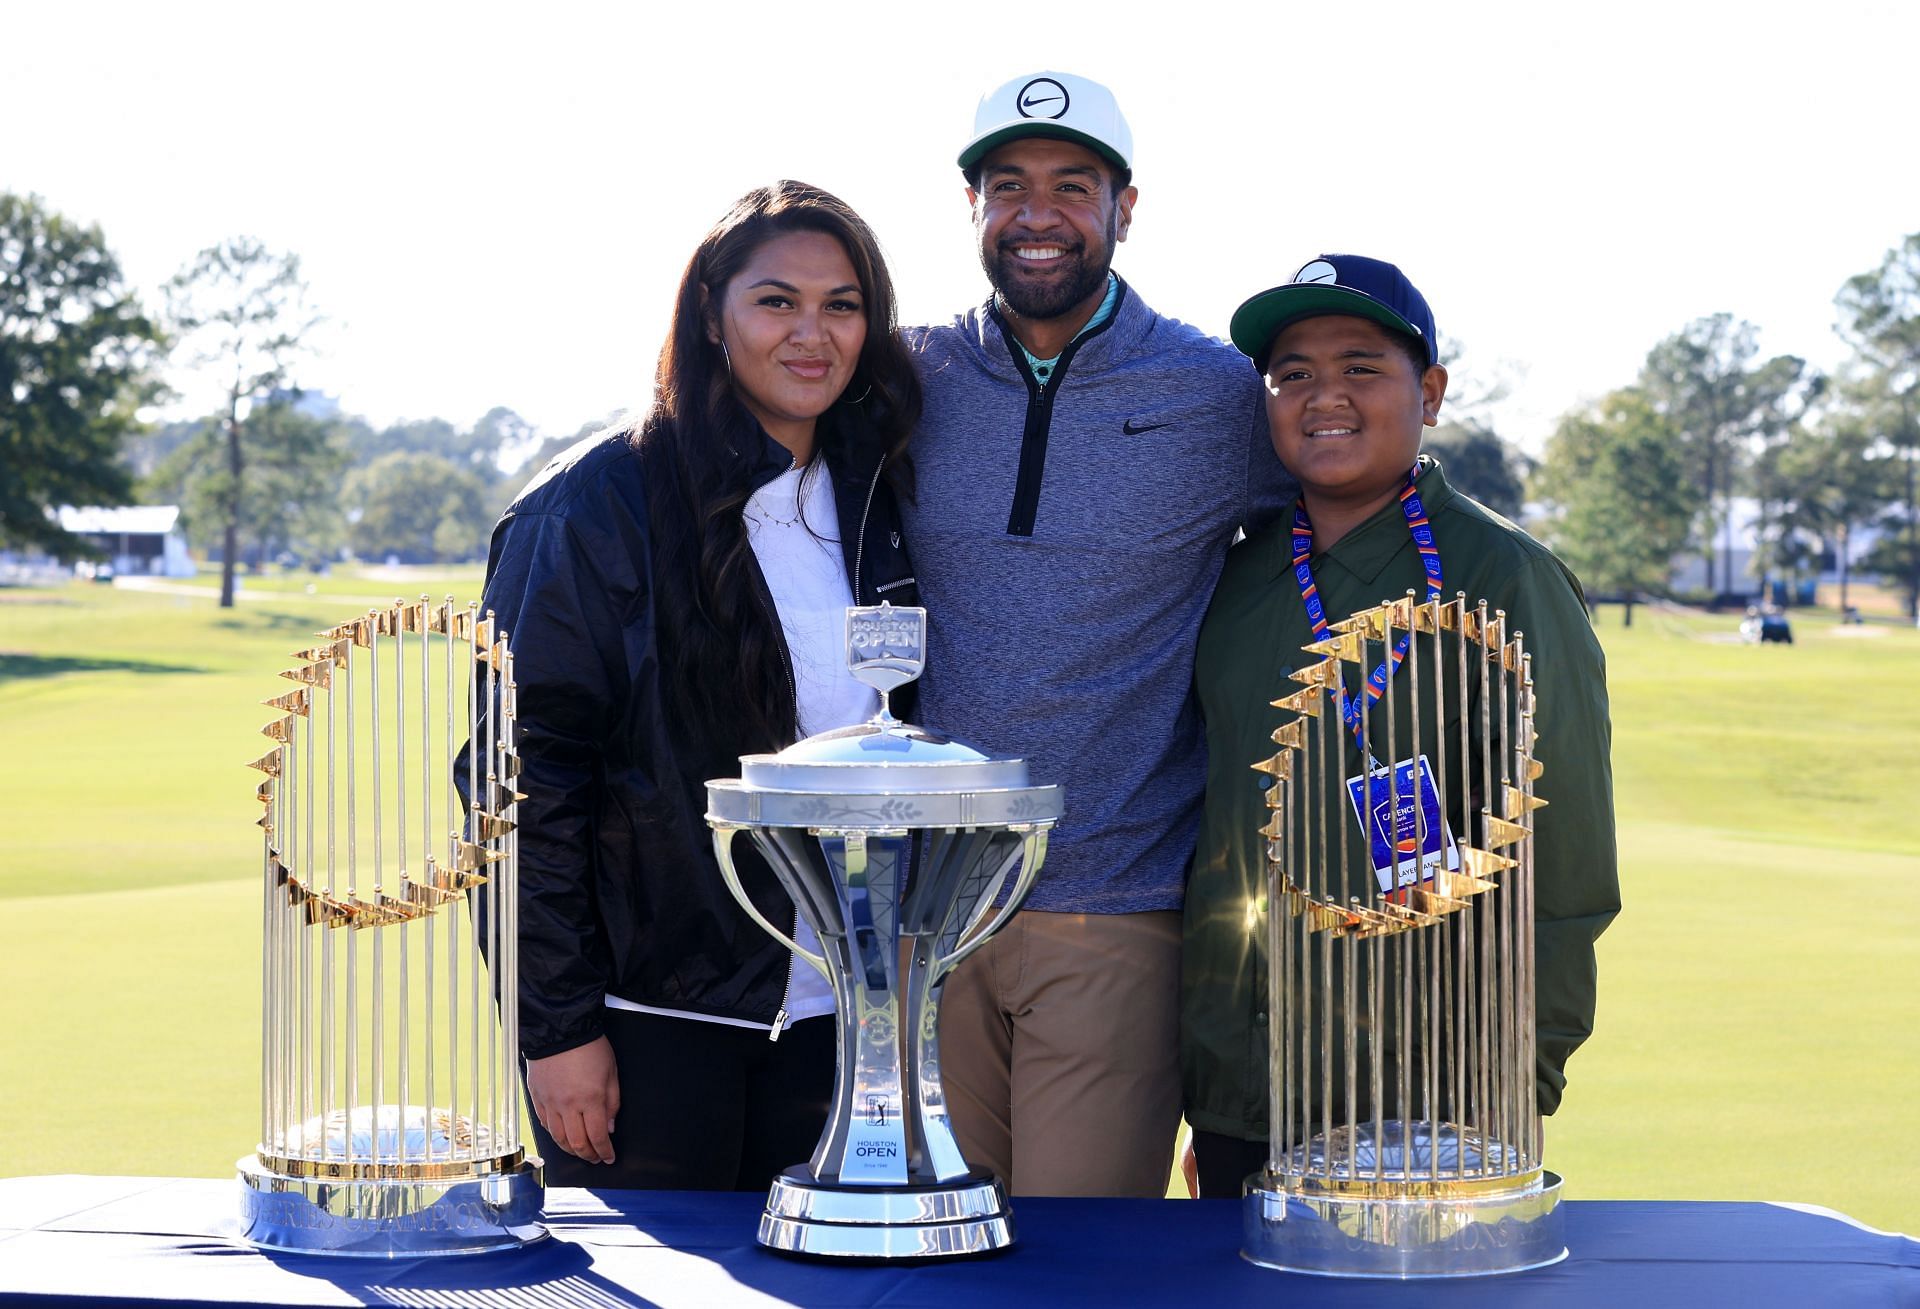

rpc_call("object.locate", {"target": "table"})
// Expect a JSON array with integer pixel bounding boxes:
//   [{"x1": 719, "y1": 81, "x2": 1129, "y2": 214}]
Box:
[{"x1": 1, "y1": 1176, "x2": 1915, "y2": 1307}]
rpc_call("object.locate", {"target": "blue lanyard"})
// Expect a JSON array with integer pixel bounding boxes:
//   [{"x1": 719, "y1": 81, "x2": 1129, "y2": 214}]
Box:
[{"x1": 1289, "y1": 467, "x2": 1443, "y2": 758}]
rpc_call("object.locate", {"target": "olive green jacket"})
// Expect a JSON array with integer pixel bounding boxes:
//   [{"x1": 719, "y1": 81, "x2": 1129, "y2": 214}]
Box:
[{"x1": 1180, "y1": 457, "x2": 1620, "y2": 1141}]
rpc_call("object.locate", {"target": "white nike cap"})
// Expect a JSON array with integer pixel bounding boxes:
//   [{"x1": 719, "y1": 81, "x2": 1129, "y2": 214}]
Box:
[{"x1": 957, "y1": 71, "x2": 1133, "y2": 176}]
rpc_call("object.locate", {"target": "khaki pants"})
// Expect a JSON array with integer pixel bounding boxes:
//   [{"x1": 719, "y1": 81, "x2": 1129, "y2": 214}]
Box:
[{"x1": 936, "y1": 908, "x2": 1181, "y2": 1197}]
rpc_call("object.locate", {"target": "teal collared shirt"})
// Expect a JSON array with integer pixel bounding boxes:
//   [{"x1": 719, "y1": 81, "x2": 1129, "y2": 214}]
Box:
[
  {"x1": 1179, "y1": 456, "x2": 1620, "y2": 1139},
  {"x1": 1018, "y1": 274, "x2": 1119, "y2": 385}
]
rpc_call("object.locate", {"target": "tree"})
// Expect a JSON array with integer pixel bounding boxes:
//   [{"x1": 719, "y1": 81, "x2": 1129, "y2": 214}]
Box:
[
  {"x1": 1847, "y1": 368, "x2": 1920, "y2": 618},
  {"x1": 342, "y1": 451, "x2": 492, "y2": 563},
  {"x1": 1638, "y1": 315, "x2": 1805, "y2": 597},
  {"x1": 123, "y1": 415, "x2": 210, "y2": 481},
  {"x1": 1772, "y1": 409, "x2": 1887, "y2": 614},
  {"x1": 345, "y1": 408, "x2": 535, "y2": 476},
  {"x1": 0, "y1": 192, "x2": 161, "y2": 553},
  {"x1": 470, "y1": 405, "x2": 541, "y2": 473},
  {"x1": 1532, "y1": 389, "x2": 1696, "y2": 625},
  {"x1": 1424, "y1": 338, "x2": 1529, "y2": 517},
  {"x1": 347, "y1": 416, "x2": 468, "y2": 466},
  {"x1": 1744, "y1": 372, "x2": 1828, "y2": 600},
  {"x1": 144, "y1": 398, "x2": 348, "y2": 569},
  {"x1": 1836, "y1": 232, "x2": 1920, "y2": 618},
  {"x1": 1425, "y1": 420, "x2": 1528, "y2": 519},
  {"x1": 506, "y1": 416, "x2": 616, "y2": 487},
  {"x1": 164, "y1": 237, "x2": 321, "y2": 606}
]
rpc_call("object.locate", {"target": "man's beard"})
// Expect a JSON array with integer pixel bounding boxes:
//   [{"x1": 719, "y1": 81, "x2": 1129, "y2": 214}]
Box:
[{"x1": 981, "y1": 209, "x2": 1116, "y2": 321}]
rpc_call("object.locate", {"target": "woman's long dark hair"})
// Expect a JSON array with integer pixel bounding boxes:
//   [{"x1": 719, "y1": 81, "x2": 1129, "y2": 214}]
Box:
[{"x1": 633, "y1": 180, "x2": 921, "y2": 768}]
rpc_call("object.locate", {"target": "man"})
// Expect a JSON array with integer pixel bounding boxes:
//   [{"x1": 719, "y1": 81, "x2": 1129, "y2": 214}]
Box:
[
  {"x1": 1180, "y1": 254, "x2": 1619, "y2": 1194},
  {"x1": 902, "y1": 71, "x2": 1293, "y2": 1197}
]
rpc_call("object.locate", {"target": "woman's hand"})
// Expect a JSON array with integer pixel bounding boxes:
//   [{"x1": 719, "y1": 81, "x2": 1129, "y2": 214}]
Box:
[{"x1": 527, "y1": 1037, "x2": 621, "y2": 1165}]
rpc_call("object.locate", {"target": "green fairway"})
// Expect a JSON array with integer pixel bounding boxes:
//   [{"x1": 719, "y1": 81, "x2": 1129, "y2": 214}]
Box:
[
  {"x1": 1546, "y1": 605, "x2": 1920, "y2": 1232},
  {"x1": 1, "y1": 579, "x2": 1915, "y2": 1235},
  {"x1": 117, "y1": 565, "x2": 485, "y2": 601}
]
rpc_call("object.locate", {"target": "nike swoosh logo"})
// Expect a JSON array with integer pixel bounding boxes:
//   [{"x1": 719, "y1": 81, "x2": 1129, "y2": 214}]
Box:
[
  {"x1": 1123, "y1": 419, "x2": 1170, "y2": 435},
  {"x1": 1021, "y1": 95, "x2": 1064, "y2": 110}
]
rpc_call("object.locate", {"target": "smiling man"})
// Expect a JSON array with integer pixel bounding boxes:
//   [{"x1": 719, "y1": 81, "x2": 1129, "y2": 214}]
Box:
[
  {"x1": 1179, "y1": 255, "x2": 1620, "y2": 1195},
  {"x1": 900, "y1": 71, "x2": 1292, "y2": 1198}
]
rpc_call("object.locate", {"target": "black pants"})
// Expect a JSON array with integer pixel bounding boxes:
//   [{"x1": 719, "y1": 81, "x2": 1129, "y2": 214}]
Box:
[
  {"x1": 528, "y1": 1007, "x2": 835, "y2": 1191},
  {"x1": 1191, "y1": 1128, "x2": 1269, "y2": 1199}
]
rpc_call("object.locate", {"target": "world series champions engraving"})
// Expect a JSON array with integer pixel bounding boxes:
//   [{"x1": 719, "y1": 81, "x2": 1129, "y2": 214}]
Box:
[
  {"x1": 706, "y1": 603, "x2": 1064, "y2": 1259},
  {"x1": 1242, "y1": 591, "x2": 1566, "y2": 1277},
  {"x1": 238, "y1": 598, "x2": 544, "y2": 1257}
]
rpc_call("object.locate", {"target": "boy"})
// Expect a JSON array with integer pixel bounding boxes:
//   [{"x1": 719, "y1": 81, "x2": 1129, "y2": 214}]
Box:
[{"x1": 1179, "y1": 255, "x2": 1620, "y2": 1196}]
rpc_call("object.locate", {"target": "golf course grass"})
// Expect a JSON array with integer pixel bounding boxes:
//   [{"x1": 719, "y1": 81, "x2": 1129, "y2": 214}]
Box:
[{"x1": 1, "y1": 573, "x2": 1915, "y2": 1233}]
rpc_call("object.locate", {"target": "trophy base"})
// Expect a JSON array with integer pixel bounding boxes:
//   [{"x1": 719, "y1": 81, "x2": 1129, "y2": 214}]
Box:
[
  {"x1": 1242, "y1": 1168, "x2": 1566, "y2": 1278},
  {"x1": 237, "y1": 1153, "x2": 547, "y2": 1257},
  {"x1": 758, "y1": 1165, "x2": 1014, "y2": 1261}
]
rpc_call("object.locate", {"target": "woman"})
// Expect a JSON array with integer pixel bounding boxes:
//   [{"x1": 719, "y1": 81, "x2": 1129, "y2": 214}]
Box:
[{"x1": 477, "y1": 181, "x2": 920, "y2": 1189}]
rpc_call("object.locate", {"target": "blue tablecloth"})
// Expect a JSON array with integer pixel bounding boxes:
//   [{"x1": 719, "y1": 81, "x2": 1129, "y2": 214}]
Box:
[{"x1": 1, "y1": 1176, "x2": 1915, "y2": 1307}]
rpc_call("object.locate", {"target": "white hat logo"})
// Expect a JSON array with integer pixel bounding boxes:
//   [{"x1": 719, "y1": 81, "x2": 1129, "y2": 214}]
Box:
[
  {"x1": 1294, "y1": 260, "x2": 1339, "y2": 285},
  {"x1": 1016, "y1": 77, "x2": 1070, "y2": 120}
]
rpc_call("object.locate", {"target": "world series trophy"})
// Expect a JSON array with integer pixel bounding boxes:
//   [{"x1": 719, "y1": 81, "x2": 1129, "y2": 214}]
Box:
[
  {"x1": 1243, "y1": 591, "x2": 1565, "y2": 1277},
  {"x1": 238, "y1": 598, "x2": 545, "y2": 1256},
  {"x1": 706, "y1": 604, "x2": 1063, "y2": 1259}
]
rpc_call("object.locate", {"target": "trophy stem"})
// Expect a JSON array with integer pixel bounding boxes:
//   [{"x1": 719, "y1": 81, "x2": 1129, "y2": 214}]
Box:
[{"x1": 904, "y1": 939, "x2": 968, "y2": 1182}]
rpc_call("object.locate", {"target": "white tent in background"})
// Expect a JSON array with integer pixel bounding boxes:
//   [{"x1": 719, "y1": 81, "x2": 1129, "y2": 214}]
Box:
[{"x1": 56, "y1": 506, "x2": 195, "y2": 578}]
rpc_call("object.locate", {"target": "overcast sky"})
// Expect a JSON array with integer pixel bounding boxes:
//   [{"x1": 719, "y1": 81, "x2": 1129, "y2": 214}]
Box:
[{"x1": 6, "y1": 0, "x2": 1916, "y2": 452}]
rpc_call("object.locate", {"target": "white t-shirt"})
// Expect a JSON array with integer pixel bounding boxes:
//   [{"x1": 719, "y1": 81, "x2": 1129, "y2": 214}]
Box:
[
  {"x1": 743, "y1": 464, "x2": 880, "y2": 741},
  {"x1": 605, "y1": 461, "x2": 876, "y2": 1033}
]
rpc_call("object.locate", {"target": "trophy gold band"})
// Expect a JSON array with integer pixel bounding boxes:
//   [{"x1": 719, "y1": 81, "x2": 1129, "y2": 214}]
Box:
[
  {"x1": 1243, "y1": 591, "x2": 1566, "y2": 1278},
  {"x1": 706, "y1": 604, "x2": 1063, "y2": 1260},
  {"x1": 239, "y1": 598, "x2": 544, "y2": 1256}
]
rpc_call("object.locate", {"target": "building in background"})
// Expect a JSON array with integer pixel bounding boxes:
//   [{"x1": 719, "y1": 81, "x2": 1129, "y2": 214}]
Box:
[
  {"x1": 54, "y1": 506, "x2": 195, "y2": 579},
  {"x1": 1668, "y1": 496, "x2": 1885, "y2": 606}
]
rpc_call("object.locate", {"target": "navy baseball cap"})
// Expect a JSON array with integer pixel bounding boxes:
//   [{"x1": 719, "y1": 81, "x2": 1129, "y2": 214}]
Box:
[{"x1": 1230, "y1": 255, "x2": 1438, "y2": 369}]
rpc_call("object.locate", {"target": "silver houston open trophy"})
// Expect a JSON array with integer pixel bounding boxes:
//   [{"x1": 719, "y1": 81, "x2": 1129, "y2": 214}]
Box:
[
  {"x1": 239, "y1": 599, "x2": 544, "y2": 1256},
  {"x1": 1245, "y1": 592, "x2": 1563, "y2": 1277},
  {"x1": 706, "y1": 604, "x2": 1063, "y2": 1260}
]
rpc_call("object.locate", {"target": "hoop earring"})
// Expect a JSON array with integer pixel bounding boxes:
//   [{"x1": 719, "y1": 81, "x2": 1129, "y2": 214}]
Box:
[
  {"x1": 720, "y1": 340, "x2": 734, "y2": 381},
  {"x1": 841, "y1": 381, "x2": 873, "y2": 406}
]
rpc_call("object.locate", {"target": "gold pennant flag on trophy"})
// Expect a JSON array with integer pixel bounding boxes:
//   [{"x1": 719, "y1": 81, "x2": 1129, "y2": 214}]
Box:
[
  {"x1": 1250, "y1": 752, "x2": 1294, "y2": 781},
  {"x1": 468, "y1": 811, "x2": 516, "y2": 841},
  {"x1": 281, "y1": 660, "x2": 334, "y2": 690},
  {"x1": 1305, "y1": 631, "x2": 1365, "y2": 662},
  {"x1": 1271, "y1": 686, "x2": 1326, "y2": 716},
  {"x1": 1290, "y1": 661, "x2": 1337, "y2": 688},
  {"x1": 1271, "y1": 720, "x2": 1309, "y2": 751},
  {"x1": 1503, "y1": 784, "x2": 1548, "y2": 815},
  {"x1": 451, "y1": 838, "x2": 505, "y2": 876},
  {"x1": 1480, "y1": 813, "x2": 1530, "y2": 849},
  {"x1": 261, "y1": 687, "x2": 310, "y2": 716}
]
